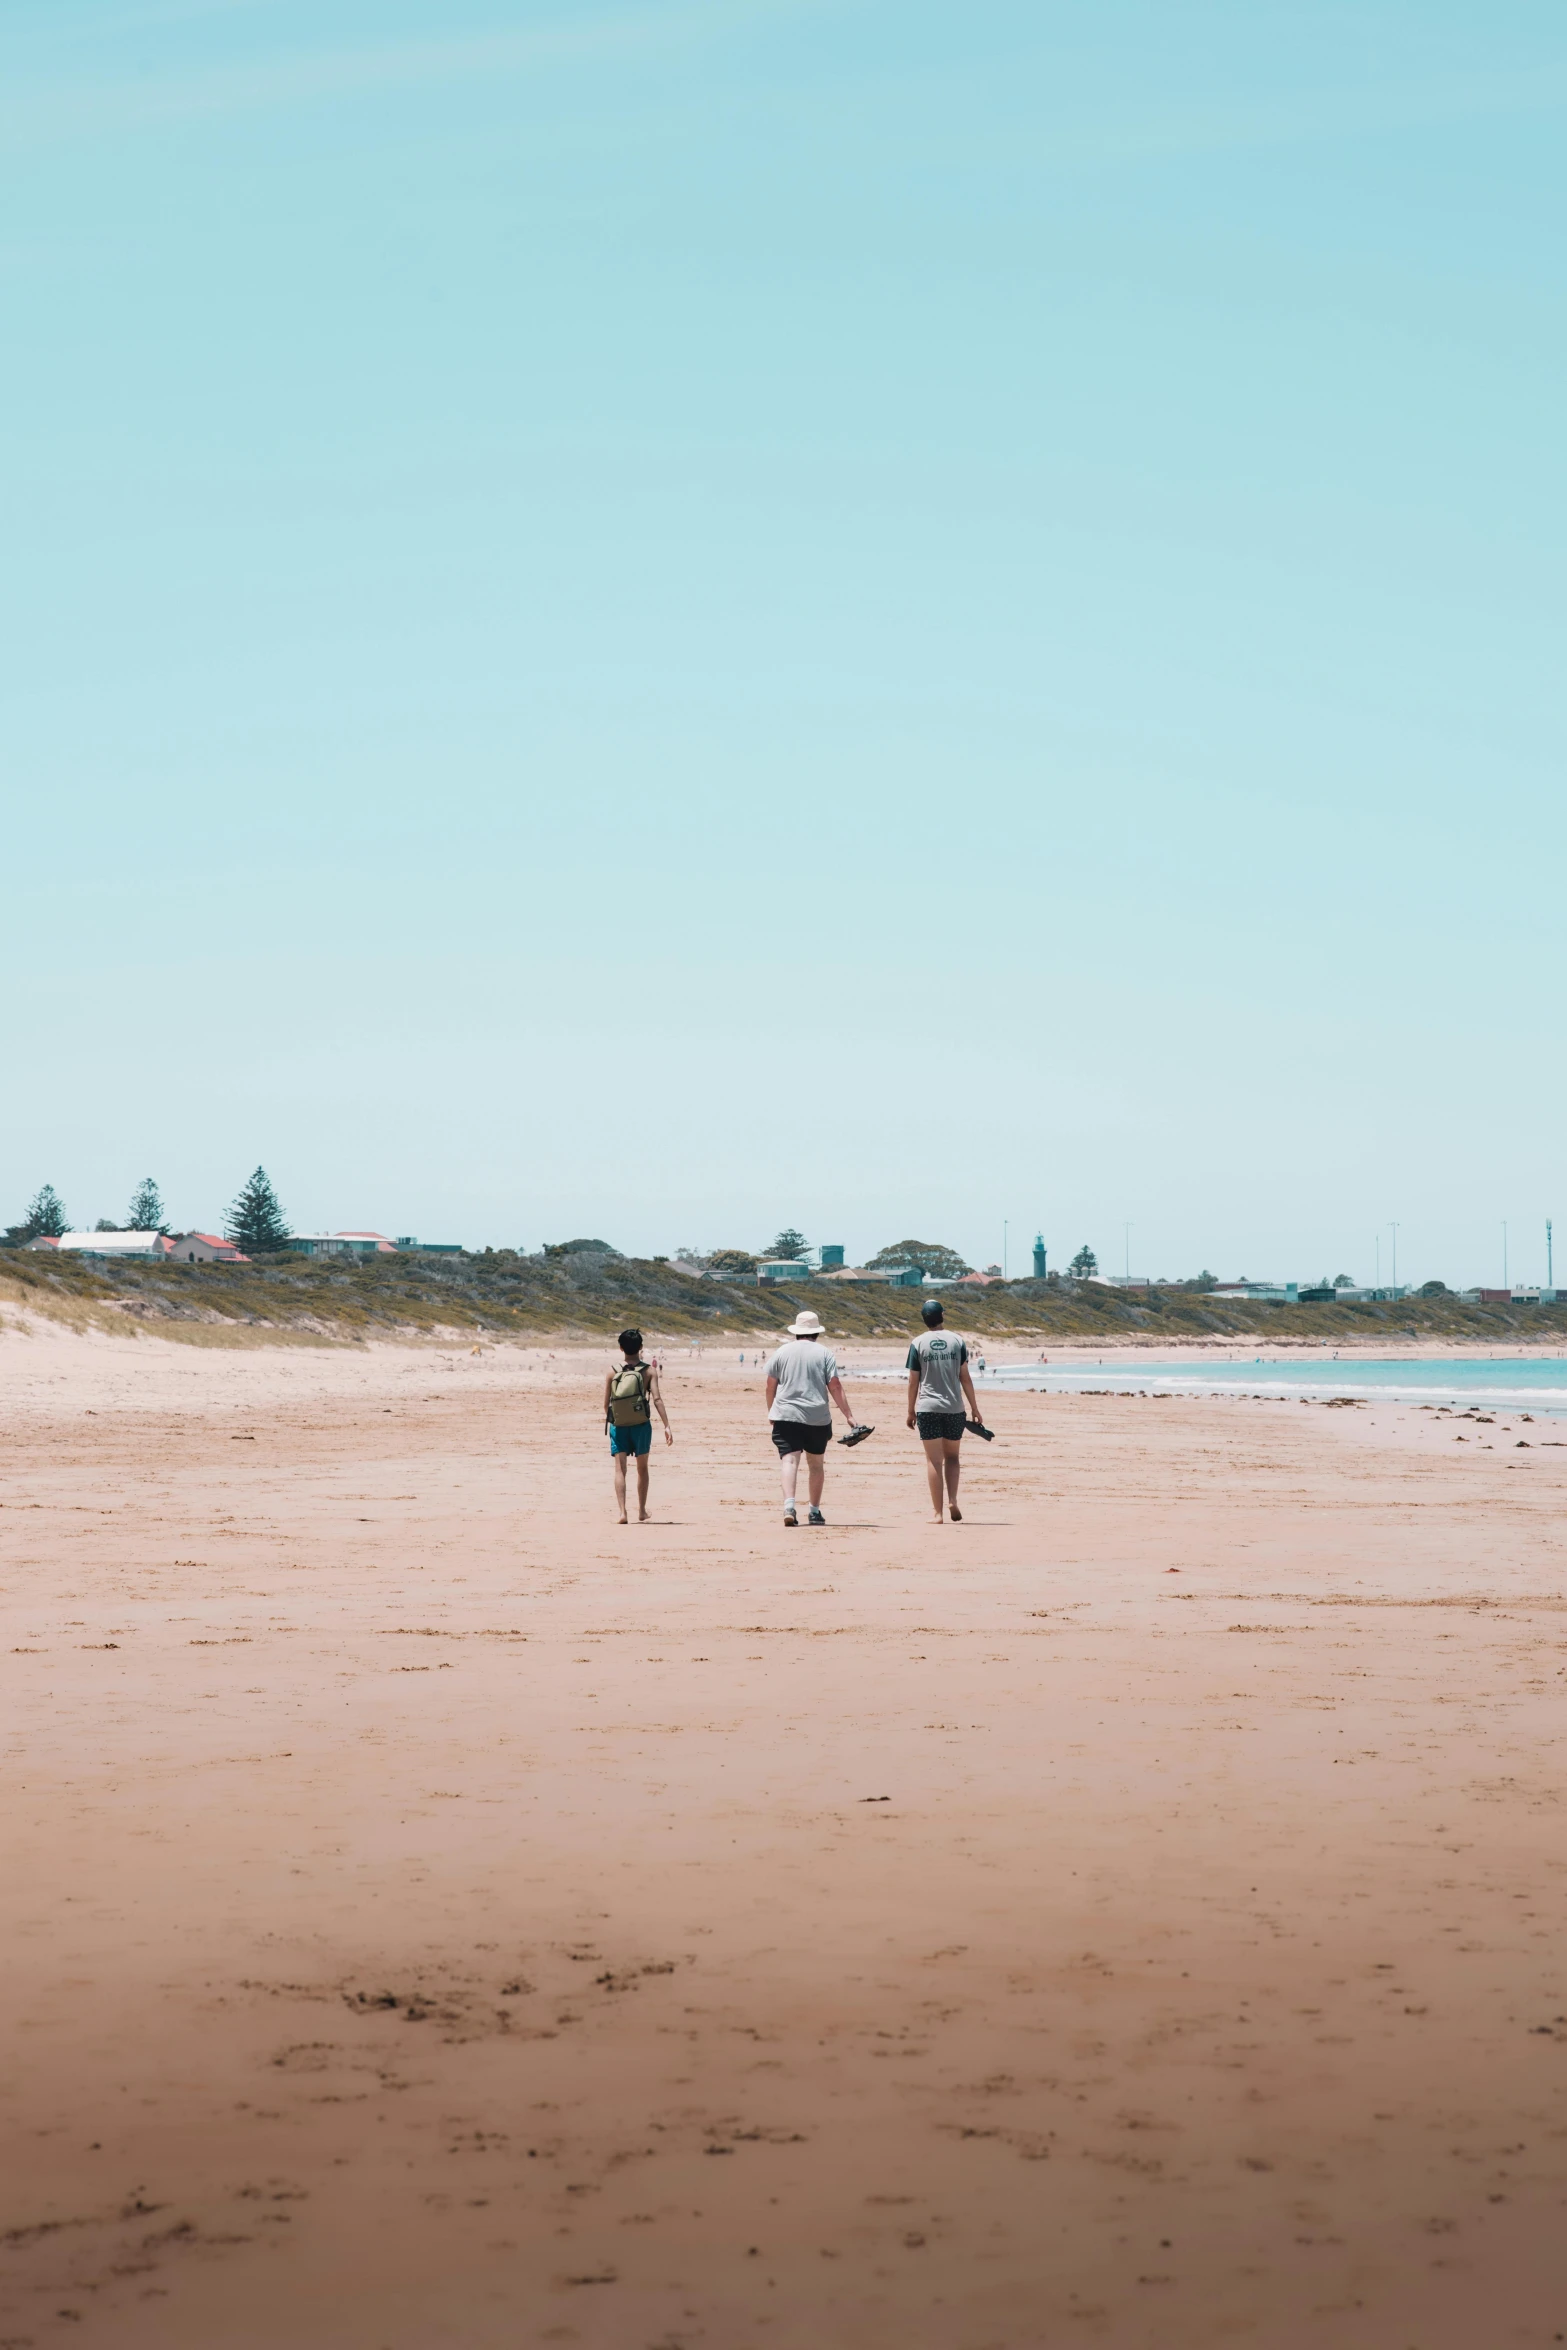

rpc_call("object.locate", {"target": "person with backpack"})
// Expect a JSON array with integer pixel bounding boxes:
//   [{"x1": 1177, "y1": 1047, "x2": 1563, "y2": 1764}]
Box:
[
  {"x1": 905, "y1": 1297, "x2": 983, "y2": 1523},
  {"x1": 603, "y1": 1327, "x2": 672, "y2": 1523}
]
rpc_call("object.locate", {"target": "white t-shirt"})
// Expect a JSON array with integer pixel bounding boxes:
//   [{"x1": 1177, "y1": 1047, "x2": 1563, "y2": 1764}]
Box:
[{"x1": 766, "y1": 1339, "x2": 837, "y2": 1424}]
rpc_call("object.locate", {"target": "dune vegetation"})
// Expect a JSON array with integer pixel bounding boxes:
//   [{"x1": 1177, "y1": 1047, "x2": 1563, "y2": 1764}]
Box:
[{"x1": 3, "y1": 1247, "x2": 1565, "y2": 1348}]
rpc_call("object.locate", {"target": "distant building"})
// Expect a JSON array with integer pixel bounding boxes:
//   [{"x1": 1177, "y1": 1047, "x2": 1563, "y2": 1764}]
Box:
[
  {"x1": 57, "y1": 1231, "x2": 171, "y2": 1260},
  {"x1": 397, "y1": 1240, "x2": 464, "y2": 1256},
  {"x1": 1032, "y1": 1235, "x2": 1047, "y2": 1279},
  {"x1": 289, "y1": 1232, "x2": 396, "y2": 1260},
  {"x1": 25, "y1": 1236, "x2": 59, "y2": 1251},
  {"x1": 818, "y1": 1264, "x2": 921, "y2": 1286},
  {"x1": 802, "y1": 1244, "x2": 846, "y2": 1270},
  {"x1": 170, "y1": 1232, "x2": 249, "y2": 1265},
  {"x1": 757, "y1": 1260, "x2": 812, "y2": 1284}
]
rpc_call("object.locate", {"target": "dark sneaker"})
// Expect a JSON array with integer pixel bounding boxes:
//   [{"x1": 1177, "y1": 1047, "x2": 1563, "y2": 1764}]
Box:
[
  {"x1": 807, "y1": 1506, "x2": 826, "y2": 1526},
  {"x1": 783, "y1": 1506, "x2": 798, "y2": 1527}
]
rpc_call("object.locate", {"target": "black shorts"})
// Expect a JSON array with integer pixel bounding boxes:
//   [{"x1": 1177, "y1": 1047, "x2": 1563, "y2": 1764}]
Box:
[
  {"x1": 771, "y1": 1420, "x2": 831, "y2": 1456},
  {"x1": 916, "y1": 1411, "x2": 966, "y2": 1443}
]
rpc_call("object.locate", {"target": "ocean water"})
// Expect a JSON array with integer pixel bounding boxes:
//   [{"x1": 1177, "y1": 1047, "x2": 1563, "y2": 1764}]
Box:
[{"x1": 969, "y1": 1354, "x2": 1567, "y2": 1416}]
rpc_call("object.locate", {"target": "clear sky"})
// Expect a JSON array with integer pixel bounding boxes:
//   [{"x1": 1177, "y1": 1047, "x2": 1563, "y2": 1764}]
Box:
[{"x1": 5, "y1": 1, "x2": 1564, "y2": 1286}]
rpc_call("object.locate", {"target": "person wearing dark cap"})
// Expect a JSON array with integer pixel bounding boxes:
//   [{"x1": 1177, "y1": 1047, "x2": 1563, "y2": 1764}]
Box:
[{"x1": 905, "y1": 1297, "x2": 981, "y2": 1523}]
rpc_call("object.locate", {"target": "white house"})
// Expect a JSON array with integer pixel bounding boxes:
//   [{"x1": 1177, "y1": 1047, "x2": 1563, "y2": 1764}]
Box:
[
  {"x1": 169, "y1": 1232, "x2": 249, "y2": 1265},
  {"x1": 57, "y1": 1231, "x2": 171, "y2": 1260}
]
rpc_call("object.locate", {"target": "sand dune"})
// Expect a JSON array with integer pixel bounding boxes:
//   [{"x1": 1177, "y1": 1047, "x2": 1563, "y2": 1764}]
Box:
[{"x1": 3, "y1": 1330, "x2": 1566, "y2": 2347}]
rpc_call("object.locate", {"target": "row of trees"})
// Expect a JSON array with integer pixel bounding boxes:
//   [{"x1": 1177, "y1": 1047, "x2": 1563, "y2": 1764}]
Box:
[
  {"x1": 4, "y1": 1168, "x2": 294, "y2": 1256},
  {"x1": 6, "y1": 1177, "x2": 173, "y2": 1245},
  {"x1": 682, "y1": 1233, "x2": 987, "y2": 1279}
]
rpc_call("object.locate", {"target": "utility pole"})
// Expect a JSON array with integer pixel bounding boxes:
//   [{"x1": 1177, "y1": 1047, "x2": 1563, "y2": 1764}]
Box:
[
  {"x1": 1124, "y1": 1222, "x2": 1131, "y2": 1278},
  {"x1": 1003, "y1": 1220, "x2": 1008, "y2": 1280},
  {"x1": 1549, "y1": 1219, "x2": 1555, "y2": 1289},
  {"x1": 1503, "y1": 1221, "x2": 1508, "y2": 1288},
  {"x1": 1375, "y1": 1234, "x2": 1380, "y2": 1288},
  {"x1": 1390, "y1": 1221, "x2": 1399, "y2": 1294}
]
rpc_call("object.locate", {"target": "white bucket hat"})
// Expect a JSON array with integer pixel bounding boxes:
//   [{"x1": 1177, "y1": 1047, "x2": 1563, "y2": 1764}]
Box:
[{"x1": 786, "y1": 1308, "x2": 825, "y2": 1337}]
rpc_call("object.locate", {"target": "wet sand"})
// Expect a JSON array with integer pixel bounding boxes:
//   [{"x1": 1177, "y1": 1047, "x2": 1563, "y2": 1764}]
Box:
[{"x1": 4, "y1": 1329, "x2": 1567, "y2": 2348}]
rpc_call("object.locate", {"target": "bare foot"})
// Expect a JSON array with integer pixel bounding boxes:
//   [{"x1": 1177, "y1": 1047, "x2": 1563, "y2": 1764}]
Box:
[
  {"x1": 637, "y1": 1511, "x2": 651, "y2": 1523},
  {"x1": 949, "y1": 1504, "x2": 962, "y2": 1521},
  {"x1": 617, "y1": 1515, "x2": 628, "y2": 1526}
]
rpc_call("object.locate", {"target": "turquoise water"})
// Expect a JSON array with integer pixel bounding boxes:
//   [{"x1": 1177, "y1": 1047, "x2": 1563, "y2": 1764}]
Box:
[{"x1": 971, "y1": 1354, "x2": 1567, "y2": 1415}]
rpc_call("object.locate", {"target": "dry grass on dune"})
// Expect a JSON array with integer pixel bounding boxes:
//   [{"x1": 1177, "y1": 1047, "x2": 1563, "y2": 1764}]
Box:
[{"x1": 3, "y1": 1247, "x2": 1565, "y2": 1351}]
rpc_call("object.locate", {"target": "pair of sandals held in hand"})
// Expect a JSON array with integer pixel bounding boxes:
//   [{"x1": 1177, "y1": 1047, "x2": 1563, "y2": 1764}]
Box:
[{"x1": 836, "y1": 1418, "x2": 994, "y2": 1446}]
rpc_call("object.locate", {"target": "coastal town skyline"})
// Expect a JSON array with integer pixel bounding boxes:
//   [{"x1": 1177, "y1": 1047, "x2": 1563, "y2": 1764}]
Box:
[{"x1": 3, "y1": 1173, "x2": 1556, "y2": 1297}]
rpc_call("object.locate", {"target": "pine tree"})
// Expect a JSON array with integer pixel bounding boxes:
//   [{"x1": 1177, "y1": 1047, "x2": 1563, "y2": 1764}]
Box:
[
  {"x1": 20, "y1": 1184, "x2": 69, "y2": 1240},
  {"x1": 125, "y1": 1177, "x2": 166, "y2": 1233},
  {"x1": 1068, "y1": 1243, "x2": 1098, "y2": 1279},
  {"x1": 769, "y1": 1228, "x2": 808, "y2": 1260},
  {"x1": 226, "y1": 1167, "x2": 292, "y2": 1255}
]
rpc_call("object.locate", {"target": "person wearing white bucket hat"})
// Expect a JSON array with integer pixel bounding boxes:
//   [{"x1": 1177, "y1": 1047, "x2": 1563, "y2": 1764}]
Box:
[{"x1": 763, "y1": 1308, "x2": 866, "y2": 1527}]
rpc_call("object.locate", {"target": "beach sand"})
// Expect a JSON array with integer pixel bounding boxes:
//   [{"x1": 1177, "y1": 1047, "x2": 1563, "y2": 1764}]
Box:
[{"x1": 3, "y1": 1327, "x2": 1566, "y2": 2347}]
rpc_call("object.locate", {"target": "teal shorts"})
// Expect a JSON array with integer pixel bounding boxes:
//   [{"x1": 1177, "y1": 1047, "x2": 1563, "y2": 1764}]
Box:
[{"x1": 610, "y1": 1421, "x2": 652, "y2": 1457}]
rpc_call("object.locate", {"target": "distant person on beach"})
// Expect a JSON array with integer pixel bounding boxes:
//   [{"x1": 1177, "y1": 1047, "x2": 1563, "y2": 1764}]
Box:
[
  {"x1": 765, "y1": 1309, "x2": 861, "y2": 1527},
  {"x1": 906, "y1": 1298, "x2": 982, "y2": 1523},
  {"x1": 603, "y1": 1327, "x2": 672, "y2": 1524}
]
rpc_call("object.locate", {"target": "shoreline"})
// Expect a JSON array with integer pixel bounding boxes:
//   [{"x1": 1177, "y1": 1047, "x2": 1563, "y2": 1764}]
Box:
[{"x1": 981, "y1": 1335, "x2": 1567, "y2": 1359}]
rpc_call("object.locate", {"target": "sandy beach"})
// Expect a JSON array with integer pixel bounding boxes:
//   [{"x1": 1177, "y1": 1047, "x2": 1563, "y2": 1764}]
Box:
[{"x1": 4, "y1": 1325, "x2": 1567, "y2": 2348}]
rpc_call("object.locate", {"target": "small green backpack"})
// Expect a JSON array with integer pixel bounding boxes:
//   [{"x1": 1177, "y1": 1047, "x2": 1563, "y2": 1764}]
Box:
[{"x1": 608, "y1": 1361, "x2": 650, "y2": 1427}]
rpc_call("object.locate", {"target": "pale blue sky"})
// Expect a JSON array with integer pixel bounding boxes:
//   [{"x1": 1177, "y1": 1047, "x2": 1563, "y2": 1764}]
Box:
[{"x1": 5, "y1": 1, "x2": 1564, "y2": 1285}]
